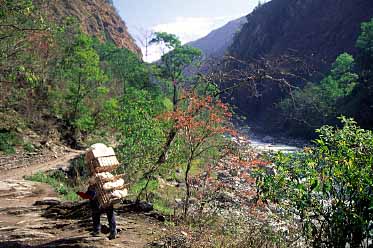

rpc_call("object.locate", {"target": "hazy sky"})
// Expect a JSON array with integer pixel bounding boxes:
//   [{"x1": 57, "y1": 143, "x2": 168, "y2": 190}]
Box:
[{"x1": 113, "y1": 0, "x2": 260, "y2": 61}]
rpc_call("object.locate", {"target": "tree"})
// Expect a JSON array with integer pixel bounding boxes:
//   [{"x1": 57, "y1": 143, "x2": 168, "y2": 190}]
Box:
[
  {"x1": 150, "y1": 32, "x2": 202, "y2": 108},
  {"x1": 132, "y1": 27, "x2": 154, "y2": 61},
  {"x1": 55, "y1": 32, "x2": 107, "y2": 141},
  {"x1": 159, "y1": 91, "x2": 236, "y2": 217},
  {"x1": 278, "y1": 53, "x2": 358, "y2": 135},
  {"x1": 356, "y1": 18, "x2": 373, "y2": 74},
  {"x1": 0, "y1": 0, "x2": 47, "y2": 78},
  {"x1": 0, "y1": 0, "x2": 52, "y2": 113},
  {"x1": 136, "y1": 33, "x2": 202, "y2": 202},
  {"x1": 95, "y1": 42, "x2": 150, "y2": 95},
  {"x1": 256, "y1": 117, "x2": 373, "y2": 247},
  {"x1": 102, "y1": 87, "x2": 167, "y2": 184},
  {"x1": 352, "y1": 18, "x2": 373, "y2": 127}
]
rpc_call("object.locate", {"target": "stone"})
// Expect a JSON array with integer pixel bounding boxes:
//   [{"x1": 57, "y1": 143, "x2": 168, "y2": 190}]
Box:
[
  {"x1": 34, "y1": 199, "x2": 61, "y2": 206},
  {"x1": 188, "y1": 197, "x2": 197, "y2": 204},
  {"x1": 149, "y1": 241, "x2": 165, "y2": 247},
  {"x1": 144, "y1": 212, "x2": 166, "y2": 222},
  {"x1": 175, "y1": 182, "x2": 186, "y2": 188}
]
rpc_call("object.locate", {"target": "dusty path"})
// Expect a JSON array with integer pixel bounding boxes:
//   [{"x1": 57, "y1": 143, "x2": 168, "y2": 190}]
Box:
[
  {"x1": 0, "y1": 150, "x2": 164, "y2": 248},
  {"x1": 0, "y1": 148, "x2": 84, "y2": 180}
]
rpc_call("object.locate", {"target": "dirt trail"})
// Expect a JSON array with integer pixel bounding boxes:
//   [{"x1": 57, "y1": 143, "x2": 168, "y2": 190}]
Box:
[
  {"x1": 0, "y1": 150, "x2": 164, "y2": 248},
  {"x1": 0, "y1": 149, "x2": 84, "y2": 181}
]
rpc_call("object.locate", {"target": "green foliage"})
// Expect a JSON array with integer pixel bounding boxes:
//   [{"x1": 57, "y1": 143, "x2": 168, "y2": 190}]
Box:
[
  {"x1": 150, "y1": 32, "x2": 202, "y2": 82},
  {"x1": 0, "y1": 0, "x2": 55, "y2": 113},
  {"x1": 23, "y1": 142, "x2": 35, "y2": 153},
  {"x1": 256, "y1": 117, "x2": 373, "y2": 247},
  {"x1": 95, "y1": 42, "x2": 150, "y2": 94},
  {"x1": 348, "y1": 18, "x2": 373, "y2": 127},
  {"x1": 150, "y1": 32, "x2": 182, "y2": 49},
  {"x1": 356, "y1": 18, "x2": 373, "y2": 72},
  {"x1": 102, "y1": 87, "x2": 167, "y2": 182},
  {"x1": 59, "y1": 33, "x2": 107, "y2": 120},
  {"x1": 0, "y1": 0, "x2": 45, "y2": 74},
  {"x1": 130, "y1": 179, "x2": 159, "y2": 195},
  {"x1": 279, "y1": 53, "x2": 358, "y2": 135},
  {"x1": 0, "y1": 130, "x2": 21, "y2": 154},
  {"x1": 50, "y1": 31, "x2": 109, "y2": 138},
  {"x1": 161, "y1": 45, "x2": 202, "y2": 81},
  {"x1": 277, "y1": 18, "x2": 373, "y2": 135}
]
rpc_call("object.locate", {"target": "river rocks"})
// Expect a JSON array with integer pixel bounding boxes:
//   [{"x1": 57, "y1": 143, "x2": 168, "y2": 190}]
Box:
[
  {"x1": 262, "y1": 135, "x2": 274, "y2": 143},
  {"x1": 217, "y1": 170, "x2": 230, "y2": 181}
]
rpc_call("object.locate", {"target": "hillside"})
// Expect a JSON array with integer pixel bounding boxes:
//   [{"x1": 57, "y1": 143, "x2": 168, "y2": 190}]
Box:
[
  {"x1": 2, "y1": 1, "x2": 373, "y2": 247},
  {"x1": 188, "y1": 16, "x2": 246, "y2": 58},
  {"x1": 230, "y1": 0, "x2": 373, "y2": 65},
  {"x1": 226, "y1": 0, "x2": 373, "y2": 130},
  {"x1": 43, "y1": 0, "x2": 142, "y2": 57}
]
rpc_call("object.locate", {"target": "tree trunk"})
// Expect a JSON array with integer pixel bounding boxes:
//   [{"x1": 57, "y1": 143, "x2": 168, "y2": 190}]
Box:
[{"x1": 183, "y1": 155, "x2": 193, "y2": 218}]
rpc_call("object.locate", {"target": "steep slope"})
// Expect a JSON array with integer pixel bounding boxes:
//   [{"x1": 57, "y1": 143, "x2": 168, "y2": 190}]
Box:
[
  {"x1": 43, "y1": 0, "x2": 142, "y2": 57},
  {"x1": 188, "y1": 16, "x2": 247, "y2": 58},
  {"x1": 226, "y1": 0, "x2": 373, "y2": 130},
  {"x1": 230, "y1": 0, "x2": 373, "y2": 65}
]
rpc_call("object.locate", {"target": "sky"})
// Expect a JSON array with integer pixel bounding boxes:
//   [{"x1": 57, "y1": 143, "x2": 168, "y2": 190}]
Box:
[{"x1": 113, "y1": 0, "x2": 260, "y2": 62}]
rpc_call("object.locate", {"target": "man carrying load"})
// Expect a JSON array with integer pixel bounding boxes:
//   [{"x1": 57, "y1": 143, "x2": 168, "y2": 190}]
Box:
[{"x1": 77, "y1": 143, "x2": 128, "y2": 240}]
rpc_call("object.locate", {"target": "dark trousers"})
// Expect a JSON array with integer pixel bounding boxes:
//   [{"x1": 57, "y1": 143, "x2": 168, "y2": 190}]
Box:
[{"x1": 90, "y1": 200, "x2": 117, "y2": 235}]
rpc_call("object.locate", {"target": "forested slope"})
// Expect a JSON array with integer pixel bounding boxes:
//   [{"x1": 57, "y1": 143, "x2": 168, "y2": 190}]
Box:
[{"x1": 225, "y1": 0, "x2": 373, "y2": 136}]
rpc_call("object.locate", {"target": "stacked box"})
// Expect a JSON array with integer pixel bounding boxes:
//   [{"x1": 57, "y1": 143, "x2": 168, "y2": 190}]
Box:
[{"x1": 85, "y1": 144, "x2": 127, "y2": 209}]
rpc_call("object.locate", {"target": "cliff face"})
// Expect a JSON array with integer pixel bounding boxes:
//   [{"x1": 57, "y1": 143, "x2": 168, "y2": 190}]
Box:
[
  {"x1": 44, "y1": 0, "x2": 142, "y2": 57},
  {"x1": 230, "y1": 0, "x2": 373, "y2": 65},
  {"x1": 227, "y1": 0, "x2": 373, "y2": 128},
  {"x1": 188, "y1": 17, "x2": 247, "y2": 58}
]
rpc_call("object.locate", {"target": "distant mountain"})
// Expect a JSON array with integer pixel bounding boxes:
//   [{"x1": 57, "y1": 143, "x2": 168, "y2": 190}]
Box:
[{"x1": 187, "y1": 17, "x2": 247, "y2": 58}]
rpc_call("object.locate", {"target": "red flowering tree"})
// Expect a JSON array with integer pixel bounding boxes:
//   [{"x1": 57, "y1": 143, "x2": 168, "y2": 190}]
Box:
[{"x1": 160, "y1": 91, "x2": 237, "y2": 217}]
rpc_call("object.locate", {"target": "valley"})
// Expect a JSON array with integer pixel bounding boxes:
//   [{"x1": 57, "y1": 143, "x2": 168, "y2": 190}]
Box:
[{"x1": 1, "y1": 0, "x2": 373, "y2": 247}]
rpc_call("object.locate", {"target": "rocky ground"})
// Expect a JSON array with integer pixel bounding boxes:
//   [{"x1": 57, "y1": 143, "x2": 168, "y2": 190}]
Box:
[
  {"x1": 0, "y1": 150, "x2": 166, "y2": 248},
  {"x1": 0, "y1": 130, "x2": 306, "y2": 248}
]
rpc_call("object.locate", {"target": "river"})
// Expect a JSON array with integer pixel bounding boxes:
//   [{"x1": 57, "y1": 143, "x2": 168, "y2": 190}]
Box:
[{"x1": 235, "y1": 127, "x2": 307, "y2": 153}]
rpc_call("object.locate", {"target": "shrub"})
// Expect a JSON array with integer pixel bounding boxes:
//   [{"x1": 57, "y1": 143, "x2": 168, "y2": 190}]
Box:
[
  {"x1": 256, "y1": 117, "x2": 373, "y2": 247},
  {"x1": 0, "y1": 130, "x2": 21, "y2": 154}
]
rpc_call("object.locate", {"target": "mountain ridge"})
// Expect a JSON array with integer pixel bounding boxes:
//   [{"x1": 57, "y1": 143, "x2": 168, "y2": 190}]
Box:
[{"x1": 187, "y1": 16, "x2": 247, "y2": 58}]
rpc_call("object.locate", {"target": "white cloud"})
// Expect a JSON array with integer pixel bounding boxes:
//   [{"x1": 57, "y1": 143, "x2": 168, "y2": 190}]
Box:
[
  {"x1": 152, "y1": 16, "x2": 232, "y2": 43},
  {"x1": 141, "y1": 16, "x2": 238, "y2": 62}
]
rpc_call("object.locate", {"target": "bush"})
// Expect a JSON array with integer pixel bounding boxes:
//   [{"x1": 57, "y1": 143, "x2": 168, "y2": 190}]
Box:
[
  {"x1": 256, "y1": 117, "x2": 373, "y2": 247},
  {"x1": 0, "y1": 130, "x2": 22, "y2": 154},
  {"x1": 278, "y1": 53, "x2": 358, "y2": 136}
]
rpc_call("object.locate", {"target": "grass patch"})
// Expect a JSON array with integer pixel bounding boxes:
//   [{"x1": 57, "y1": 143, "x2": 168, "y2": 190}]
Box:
[
  {"x1": 129, "y1": 178, "x2": 181, "y2": 216},
  {"x1": 153, "y1": 197, "x2": 174, "y2": 216},
  {"x1": 25, "y1": 171, "x2": 80, "y2": 201},
  {"x1": 154, "y1": 180, "x2": 184, "y2": 216},
  {"x1": 129, "y1": 178, "x2": 159, "y2": 195}
]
